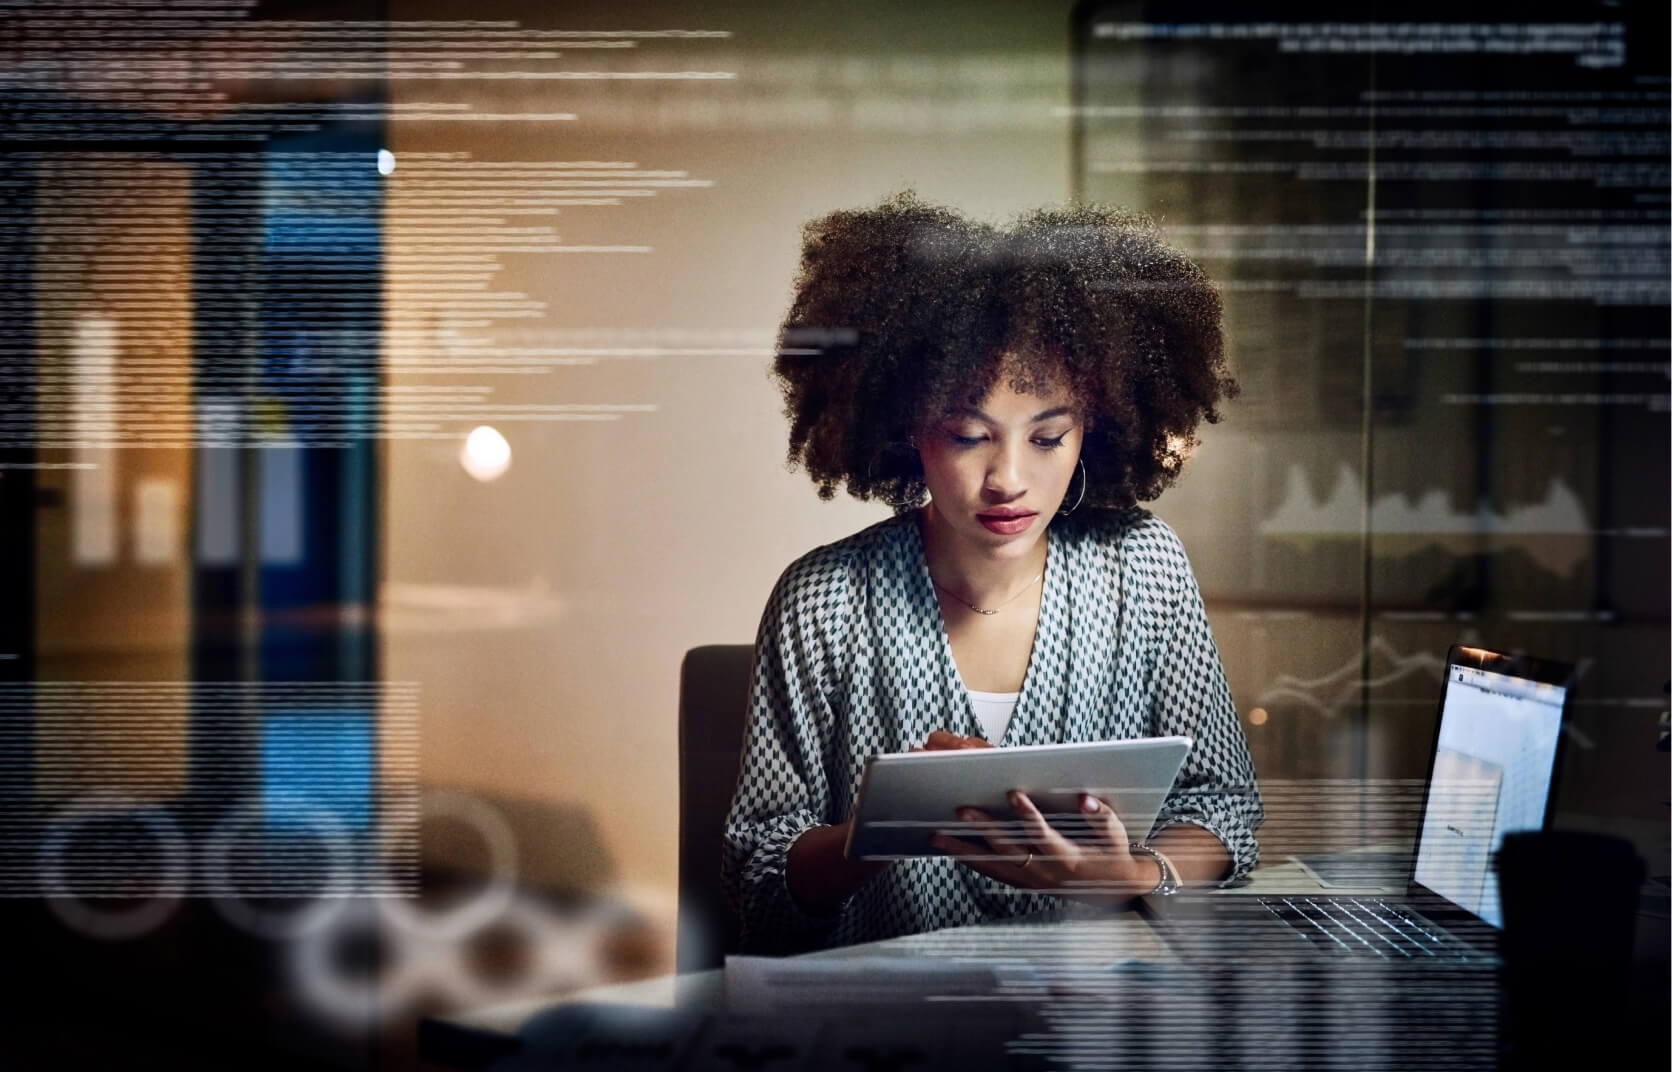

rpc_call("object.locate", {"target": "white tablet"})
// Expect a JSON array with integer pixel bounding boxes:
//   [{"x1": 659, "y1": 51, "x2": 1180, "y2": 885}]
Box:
[{"x1": 843, "y1": 736, "x2": 1192, "y2": 860}]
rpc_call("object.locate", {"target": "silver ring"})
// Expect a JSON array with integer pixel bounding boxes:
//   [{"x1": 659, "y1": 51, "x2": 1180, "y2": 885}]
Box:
[{"x1": 1019, "y1": 852, "x2": 1033, "y2": 870}]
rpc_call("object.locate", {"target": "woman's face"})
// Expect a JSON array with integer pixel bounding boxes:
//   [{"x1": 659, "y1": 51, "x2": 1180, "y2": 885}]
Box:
[{"x1": 917, "y1": 373, "x2": 1084, "y2": 562}]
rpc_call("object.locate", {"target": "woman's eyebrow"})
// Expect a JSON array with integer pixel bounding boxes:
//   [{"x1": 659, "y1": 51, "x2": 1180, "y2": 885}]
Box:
[{"x1": 948, "y1": 405, "x2": 1074, "y2": 423}]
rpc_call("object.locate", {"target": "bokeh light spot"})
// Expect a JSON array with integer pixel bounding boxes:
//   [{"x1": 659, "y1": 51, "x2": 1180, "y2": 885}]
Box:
[{"x1": 460, "y1": 425, "x2": 511, "y2": 482}]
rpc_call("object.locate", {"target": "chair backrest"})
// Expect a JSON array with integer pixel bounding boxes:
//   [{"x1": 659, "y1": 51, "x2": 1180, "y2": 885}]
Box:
[{"x1": 676, "y1": 644, "x2": 754, "y2": 973}]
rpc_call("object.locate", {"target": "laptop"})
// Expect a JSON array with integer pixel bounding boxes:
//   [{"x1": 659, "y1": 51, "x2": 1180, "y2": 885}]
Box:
[{"x1": 1147, "y1": 644, "x2": 1574, "y2": 968}]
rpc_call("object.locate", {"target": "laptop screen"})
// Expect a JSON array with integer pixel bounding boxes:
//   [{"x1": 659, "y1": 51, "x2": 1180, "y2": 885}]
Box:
[{"x1": 1411, "y1": 661, "x2": 1567, "y2": 928}]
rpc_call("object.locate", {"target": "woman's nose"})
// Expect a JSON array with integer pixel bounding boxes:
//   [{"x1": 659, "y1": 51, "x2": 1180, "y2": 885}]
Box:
[{"x1": 984, "y1": 441, "x2": 1025, "y2": 497}]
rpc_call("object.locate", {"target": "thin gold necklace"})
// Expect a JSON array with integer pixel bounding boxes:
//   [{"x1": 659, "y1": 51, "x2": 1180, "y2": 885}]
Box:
[{"x1": 932, "y1": 569, "x2": 1044, "y2": 615}]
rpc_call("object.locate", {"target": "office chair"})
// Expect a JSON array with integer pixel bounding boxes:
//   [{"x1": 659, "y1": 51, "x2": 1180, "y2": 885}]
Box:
[{"x1": 676, "y1": 644, "x2": 754, "y2": 973}]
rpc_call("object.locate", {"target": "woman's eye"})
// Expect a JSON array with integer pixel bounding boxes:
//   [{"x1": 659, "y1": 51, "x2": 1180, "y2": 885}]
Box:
[
  {"x1": 1033, "y1": 435, "x2": 1067, "y2": 450},
  {"x1": 949, "y1": 433, "x2": 986, "y2": 446}
]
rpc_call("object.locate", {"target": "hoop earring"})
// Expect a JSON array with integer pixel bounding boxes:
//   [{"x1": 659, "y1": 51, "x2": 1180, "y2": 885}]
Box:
[
  {"x1": 866, "y1": 442, "x2": 922, "y2": 510},
  {"x1": 1058, "y1": 458, "x2": 1087, "y2": 516}
]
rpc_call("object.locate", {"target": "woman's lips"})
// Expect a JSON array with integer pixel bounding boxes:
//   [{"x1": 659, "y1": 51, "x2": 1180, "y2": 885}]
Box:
[{"x1": 977, "y1": 511, "x2": 1036, "y2": 535}]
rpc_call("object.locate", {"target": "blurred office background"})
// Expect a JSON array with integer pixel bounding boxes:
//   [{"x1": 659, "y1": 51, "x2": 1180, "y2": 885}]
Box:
[{"x1": 0, "y1": 1, "x2": 1665, "y2": 1067}]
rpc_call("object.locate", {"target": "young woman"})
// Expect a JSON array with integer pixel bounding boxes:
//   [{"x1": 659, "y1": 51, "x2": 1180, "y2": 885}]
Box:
[{"x1": 723, "y1": 193, "x2": 1263, "y2": 952}]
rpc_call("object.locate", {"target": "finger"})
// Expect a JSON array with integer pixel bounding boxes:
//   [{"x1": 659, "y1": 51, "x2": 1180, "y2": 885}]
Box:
[
  {"x1": 960, "y1": 736, "x2": 994, "y2": 749},
  {"x1": 930, "y1": 833, "x2": 1011, "y2": 862},
  {"x1": 923, "y1": 730, "x2": 965, "y2": 751},
  {"x1": 949, "y1": 808, "x2": 1020, "y2": 854},
  {"x1": 1008, "y1": 790, "x2": 1077, "y2": 859},
  {"x1": 930, "y1": 833, "x2": 1043, "y2": 889},
  {"x1": 1079, "y1": 793, "x2": 1130, "y2": 847}
]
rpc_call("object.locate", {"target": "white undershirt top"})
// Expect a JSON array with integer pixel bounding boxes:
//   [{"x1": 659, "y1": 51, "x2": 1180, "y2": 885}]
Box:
[{"x1": 967, "y1": 689, "x2": 1020, "y2": 745}]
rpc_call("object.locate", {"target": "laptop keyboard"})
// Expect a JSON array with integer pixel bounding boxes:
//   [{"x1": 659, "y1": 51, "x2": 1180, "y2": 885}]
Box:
[{"x1": 1259, "y1": 896, "x2": 1480, "y2": 962}]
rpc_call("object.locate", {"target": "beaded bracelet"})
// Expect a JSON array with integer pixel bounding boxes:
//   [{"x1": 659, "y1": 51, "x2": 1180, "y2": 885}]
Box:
[{"x1": 1129, "y1": 842, "x2": 1182, "y2": 896}]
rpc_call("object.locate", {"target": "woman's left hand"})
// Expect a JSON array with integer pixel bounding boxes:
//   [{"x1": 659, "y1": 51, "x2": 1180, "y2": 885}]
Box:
[{"x1": 929, "y1": 790, "x2": 1157, "y2": 899}]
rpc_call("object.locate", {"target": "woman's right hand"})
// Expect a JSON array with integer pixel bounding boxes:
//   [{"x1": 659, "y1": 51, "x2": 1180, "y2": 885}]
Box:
[
  {"x1": 788, "y1": 730, "x2": 991, "y2": 912},
  {"x1": 788, "y1": 818, "x2": 888, "y2": 913}
]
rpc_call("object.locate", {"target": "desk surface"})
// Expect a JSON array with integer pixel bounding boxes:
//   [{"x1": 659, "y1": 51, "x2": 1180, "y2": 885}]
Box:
[{"x1": 421, "y1": 856, "x2": 1404, "y2": 1066}]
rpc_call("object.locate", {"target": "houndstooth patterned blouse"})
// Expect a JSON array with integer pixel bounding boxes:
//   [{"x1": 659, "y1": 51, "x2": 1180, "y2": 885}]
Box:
[{"x1": 722, "y1": 507, "x2": 1264, "y2": 952}]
